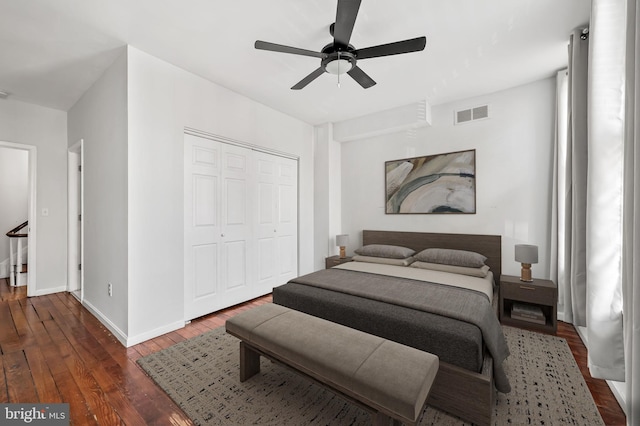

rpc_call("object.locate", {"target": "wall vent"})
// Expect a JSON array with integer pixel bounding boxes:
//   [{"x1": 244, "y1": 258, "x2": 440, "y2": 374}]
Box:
[{"x1": 455, "y1": 104, "x2": 490, "y2": 125}]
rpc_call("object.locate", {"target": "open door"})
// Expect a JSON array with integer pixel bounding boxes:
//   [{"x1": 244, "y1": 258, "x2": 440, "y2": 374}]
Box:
[
  {"x1": 67, "y1": 139, "x2": 83, "y2": 301},
  {"x1": 0, "y1": 141, "x2": 37, "y2": 295}
]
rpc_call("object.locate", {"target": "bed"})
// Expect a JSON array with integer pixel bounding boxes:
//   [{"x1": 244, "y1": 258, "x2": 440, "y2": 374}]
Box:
[{"x1": 272, "y1": 230, "x2": 509, "y2": 425}]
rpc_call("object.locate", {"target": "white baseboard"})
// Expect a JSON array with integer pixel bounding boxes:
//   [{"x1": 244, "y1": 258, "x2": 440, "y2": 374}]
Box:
[
  {"x1": 125, "y1": 320, "x2": 186, "y2": 347},
  {"x1": 81, "y1": 298, "x2": 185, "y2": 348},
  {"x1": 577, "y1": 325, "x2": 587, "y2": 342},
  {"x1": 81, "y1": 299, "x2": 129, "y2": 347},
  {"x1": 31, "y1": 285, "x2": 68, "y2": 296},
  {"x1": 557, "y1": 310, "x2": 567, "y2": 323},
  {"x1": 607, "y1": 380, "x2": 627, "y2": 415}
]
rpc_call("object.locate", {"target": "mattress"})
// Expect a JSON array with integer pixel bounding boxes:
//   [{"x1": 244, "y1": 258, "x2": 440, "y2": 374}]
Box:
[{"x1": 273, "y1": 262, "x2": 497, "y2": 374}]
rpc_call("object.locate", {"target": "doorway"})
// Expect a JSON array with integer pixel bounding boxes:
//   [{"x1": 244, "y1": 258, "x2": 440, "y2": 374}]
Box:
[
  {"x1": 67, "y1": 140, "x2": 83, "y2": 301},
  {"x1": 0, "y1": 141, "x2": 37, "y2": 296}
]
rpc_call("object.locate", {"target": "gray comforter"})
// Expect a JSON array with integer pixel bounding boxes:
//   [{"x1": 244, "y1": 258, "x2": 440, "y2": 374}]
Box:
[{"x1": 290, "y1": 268, "x2": 511, "y2": 393}]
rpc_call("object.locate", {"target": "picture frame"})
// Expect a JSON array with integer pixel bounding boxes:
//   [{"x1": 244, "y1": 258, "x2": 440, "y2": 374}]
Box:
[{"x1": 385, "y1": 149, "x2": 476, "y2": 214}]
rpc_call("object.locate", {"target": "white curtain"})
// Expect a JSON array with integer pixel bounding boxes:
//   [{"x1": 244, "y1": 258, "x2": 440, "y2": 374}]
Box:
[
  {"x1": 549, "y1": 69, "x2": 564, "y2": 315},
  {"x1": 556, "y1": 0, "x2": 639, "y2": 421},
  {"x1": 554, "y1": 30, "x2": 589, "y2": 326},
  {"x1": 622, "y1": 0, "x2": 640, "y2": 423},
  {"x1": 585, "y1": 0, "x2": 626, "y2": 382}
]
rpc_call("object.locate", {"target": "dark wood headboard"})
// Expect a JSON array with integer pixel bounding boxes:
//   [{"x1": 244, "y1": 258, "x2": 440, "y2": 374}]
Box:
[{"x1": 362, "y1": 230, "x2": 502, "y2": 282}]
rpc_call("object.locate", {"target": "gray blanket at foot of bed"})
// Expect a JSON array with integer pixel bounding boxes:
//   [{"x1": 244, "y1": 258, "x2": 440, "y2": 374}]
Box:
[{"x1": 280, "y1": 268, "x2": 511, "y2": 393}]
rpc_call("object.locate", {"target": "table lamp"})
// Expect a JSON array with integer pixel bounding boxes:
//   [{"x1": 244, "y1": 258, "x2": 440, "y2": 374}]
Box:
[
  {"x1": 515, "y1": 244, "x2": 538, "y2": 282},
  {"x1": 336, "y1": 234, "x2": 349, "y2": 258}
]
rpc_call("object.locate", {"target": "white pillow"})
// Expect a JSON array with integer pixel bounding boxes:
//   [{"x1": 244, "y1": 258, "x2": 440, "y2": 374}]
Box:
[
  {"x1": 410, "y1": 261, "x2": 490, "y2": 277},
  {"x1": 352, "y1": 255, "x2": 415, "y2": 266}
]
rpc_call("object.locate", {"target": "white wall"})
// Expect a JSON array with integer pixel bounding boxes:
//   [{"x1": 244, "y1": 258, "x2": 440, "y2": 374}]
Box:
[
  {"x1": 0, "y1": 99, "x2": 68, "y2": 293},
  {"x1": 340, "y1": 77, "x2": 556, "y2": 279},
  {"x1": 0, "y1": 147, "x2": 28, "y2": 272},
  {"x1": 126, "y1": 46, "x2": 314, "y2": 344},
  {"x1": 67, "y1": 49, "x2": 129, "y2": 337},
  {"x1": 65, "y1": 45, "x2": 314, "y2": 346}
]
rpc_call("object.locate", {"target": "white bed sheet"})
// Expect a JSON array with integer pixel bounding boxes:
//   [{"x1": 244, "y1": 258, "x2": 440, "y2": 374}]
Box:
[{"x1": 334, "y1": 261, "x2": 495, "y2": 303}]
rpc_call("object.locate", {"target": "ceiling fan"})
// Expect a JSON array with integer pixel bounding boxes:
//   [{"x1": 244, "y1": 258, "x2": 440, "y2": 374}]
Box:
[{"x1": 255, "y1": 0, "x2": 427, "y2": 90}]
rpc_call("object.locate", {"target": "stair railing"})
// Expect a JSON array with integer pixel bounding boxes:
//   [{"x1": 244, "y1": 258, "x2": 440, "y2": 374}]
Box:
[{"x1": 6, "y1": 221, "x2": 28, "y2": 287}]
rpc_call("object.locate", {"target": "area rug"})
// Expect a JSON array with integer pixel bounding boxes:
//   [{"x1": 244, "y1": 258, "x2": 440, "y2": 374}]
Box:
[{"x1": 137, "y1": 325, "x2": 604, "y2": 425}]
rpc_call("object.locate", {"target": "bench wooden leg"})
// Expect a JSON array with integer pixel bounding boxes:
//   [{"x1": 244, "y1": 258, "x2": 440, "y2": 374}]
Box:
[{"x1": 239, "y1": 341, "x2": 261, "y2": 382}]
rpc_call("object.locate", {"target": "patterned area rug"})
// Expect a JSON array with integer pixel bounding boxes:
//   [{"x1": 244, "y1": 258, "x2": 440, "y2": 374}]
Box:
[{"x1": 137, "y1": 326, "x2": 604, "y2": 425}]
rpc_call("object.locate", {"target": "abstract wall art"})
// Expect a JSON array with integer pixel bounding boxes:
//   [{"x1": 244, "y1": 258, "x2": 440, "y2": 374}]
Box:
[{"x1": 385, "y1": 149, "x2": 476, "y2": 214}]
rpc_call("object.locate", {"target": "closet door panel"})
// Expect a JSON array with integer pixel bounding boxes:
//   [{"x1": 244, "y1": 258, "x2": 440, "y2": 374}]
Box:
[
  {"x1": 193, "y1": 243, "x2": 218, "y2": 297},
  {"x1": 224, "y1": 179, "x2": 246, "y2": 225},
  {"x1": 256, "y1": 152, "x2": 298, "y2": 288},
  {"x1": 223, "y1": 239, "x2": 247, "y2": 289},
  {"x1": 277, "y1": 234, "x2": 296, "y2": 276},
  {"x1": 220, "y1": 143, "x2": 254, "y2": 303},
  {"x1": 184, "y1": 134, "x2": 222, "y2": 320},
  {"x1": 257, "y1": 237, "x2": 276, "y2": 283},
  {"x1": 256, "y1": 156, "x2": 277, "y2": 289},
  {"x1": 276, "y1": 157, "x2": 298, "y2": 284},
  {"x1": 193, "y1": 175, "x2": 217, "y2": 226}
]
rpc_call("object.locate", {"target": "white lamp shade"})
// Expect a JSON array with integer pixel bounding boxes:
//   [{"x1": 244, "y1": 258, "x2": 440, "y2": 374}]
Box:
[
  {"x1": 336, "y1": 234, "x2": 349, "y2": 247},
  {"x1": 325, "y1": 58, "x2": 351, "y2": 75},
  {"x1": 515, "y1": 244, "x2": 538, "y2": 264}
]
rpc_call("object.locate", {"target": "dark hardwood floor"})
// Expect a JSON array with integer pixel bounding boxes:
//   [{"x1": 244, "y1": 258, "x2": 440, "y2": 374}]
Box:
[{"x1": 0, "y1": 278, "x2": 626, "y2": 425}]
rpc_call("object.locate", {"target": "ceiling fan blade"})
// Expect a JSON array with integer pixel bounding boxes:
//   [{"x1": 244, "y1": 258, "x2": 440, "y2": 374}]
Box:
[
  {"x1": 354, "y1": 36, "x2": 427, "y2": 60},
  {"x1": 255, "y1": 40, "x2": 325, "y2": 58},
  {"x1": 333, "y1": 0, "x2": 361, "y2": 47},
  {"x1": 291, "y1": 67, "x2": 325, "y2": 90},
  {"x1": 347, "y1": 66, "x2": 376, "y2": 89}
]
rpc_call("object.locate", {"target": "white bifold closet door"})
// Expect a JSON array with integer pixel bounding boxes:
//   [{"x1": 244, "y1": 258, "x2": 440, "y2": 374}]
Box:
[
  {"x1": 255, "y1": 151, "x2": 298, "y2": 290},
  {"x1": 184, "y1": 133, "x2": 298, "y2": 321}
]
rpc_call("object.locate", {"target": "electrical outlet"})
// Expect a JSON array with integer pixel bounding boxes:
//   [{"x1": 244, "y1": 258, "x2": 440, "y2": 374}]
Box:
[{"x1": 108, "y1": 282, "x2": 113, "y2": 297}]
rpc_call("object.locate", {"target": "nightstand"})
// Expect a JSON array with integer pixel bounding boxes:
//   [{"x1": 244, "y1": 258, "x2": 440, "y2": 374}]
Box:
[
  {"x1": 499, "y1": 275, "x2": 557, "y2": 334},
  {"x1": 325, "y1": 255, "x2": 353, "y2": 269}
]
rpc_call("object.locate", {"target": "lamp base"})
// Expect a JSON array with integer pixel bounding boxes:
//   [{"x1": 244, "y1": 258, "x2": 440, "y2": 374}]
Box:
[
  {"x1": 339, "y1": 246, "x2": 346, "y2": 259},
  {"x1": 520, "y1": 263, "x2": 533, "y2": 282}
]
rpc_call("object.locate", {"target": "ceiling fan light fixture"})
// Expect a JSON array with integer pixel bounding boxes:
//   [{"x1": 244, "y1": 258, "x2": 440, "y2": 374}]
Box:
[
  {"x1": 255, "y1": 0, "x2": 426, "y2": 90},
  {"x1": 321, "y1": 51, "x2": 356, "y2": 76},
  {"x1": 325, "y1": 58, "x2": 352, "y2": 75}
]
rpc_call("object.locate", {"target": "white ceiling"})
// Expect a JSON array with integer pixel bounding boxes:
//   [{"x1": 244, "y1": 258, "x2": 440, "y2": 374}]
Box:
[{"x1": 0, "y1": 0, "x2": 590, "y2": 125}]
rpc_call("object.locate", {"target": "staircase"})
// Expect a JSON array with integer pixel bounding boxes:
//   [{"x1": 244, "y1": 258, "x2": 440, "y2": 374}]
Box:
[{"x1": 6, "y1": 221, "x2": 28, "y2": 287}]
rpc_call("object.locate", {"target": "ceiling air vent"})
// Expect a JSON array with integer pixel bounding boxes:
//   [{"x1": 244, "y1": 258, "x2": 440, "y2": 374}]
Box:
[{"x1": 455, "y1": 104, "x2": 490, "y2": 125}]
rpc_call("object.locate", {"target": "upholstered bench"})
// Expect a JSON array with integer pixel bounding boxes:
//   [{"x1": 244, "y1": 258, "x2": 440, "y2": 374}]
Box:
[{"x1": 226, "y1": 303, "x2": 439, "y2": 426}]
